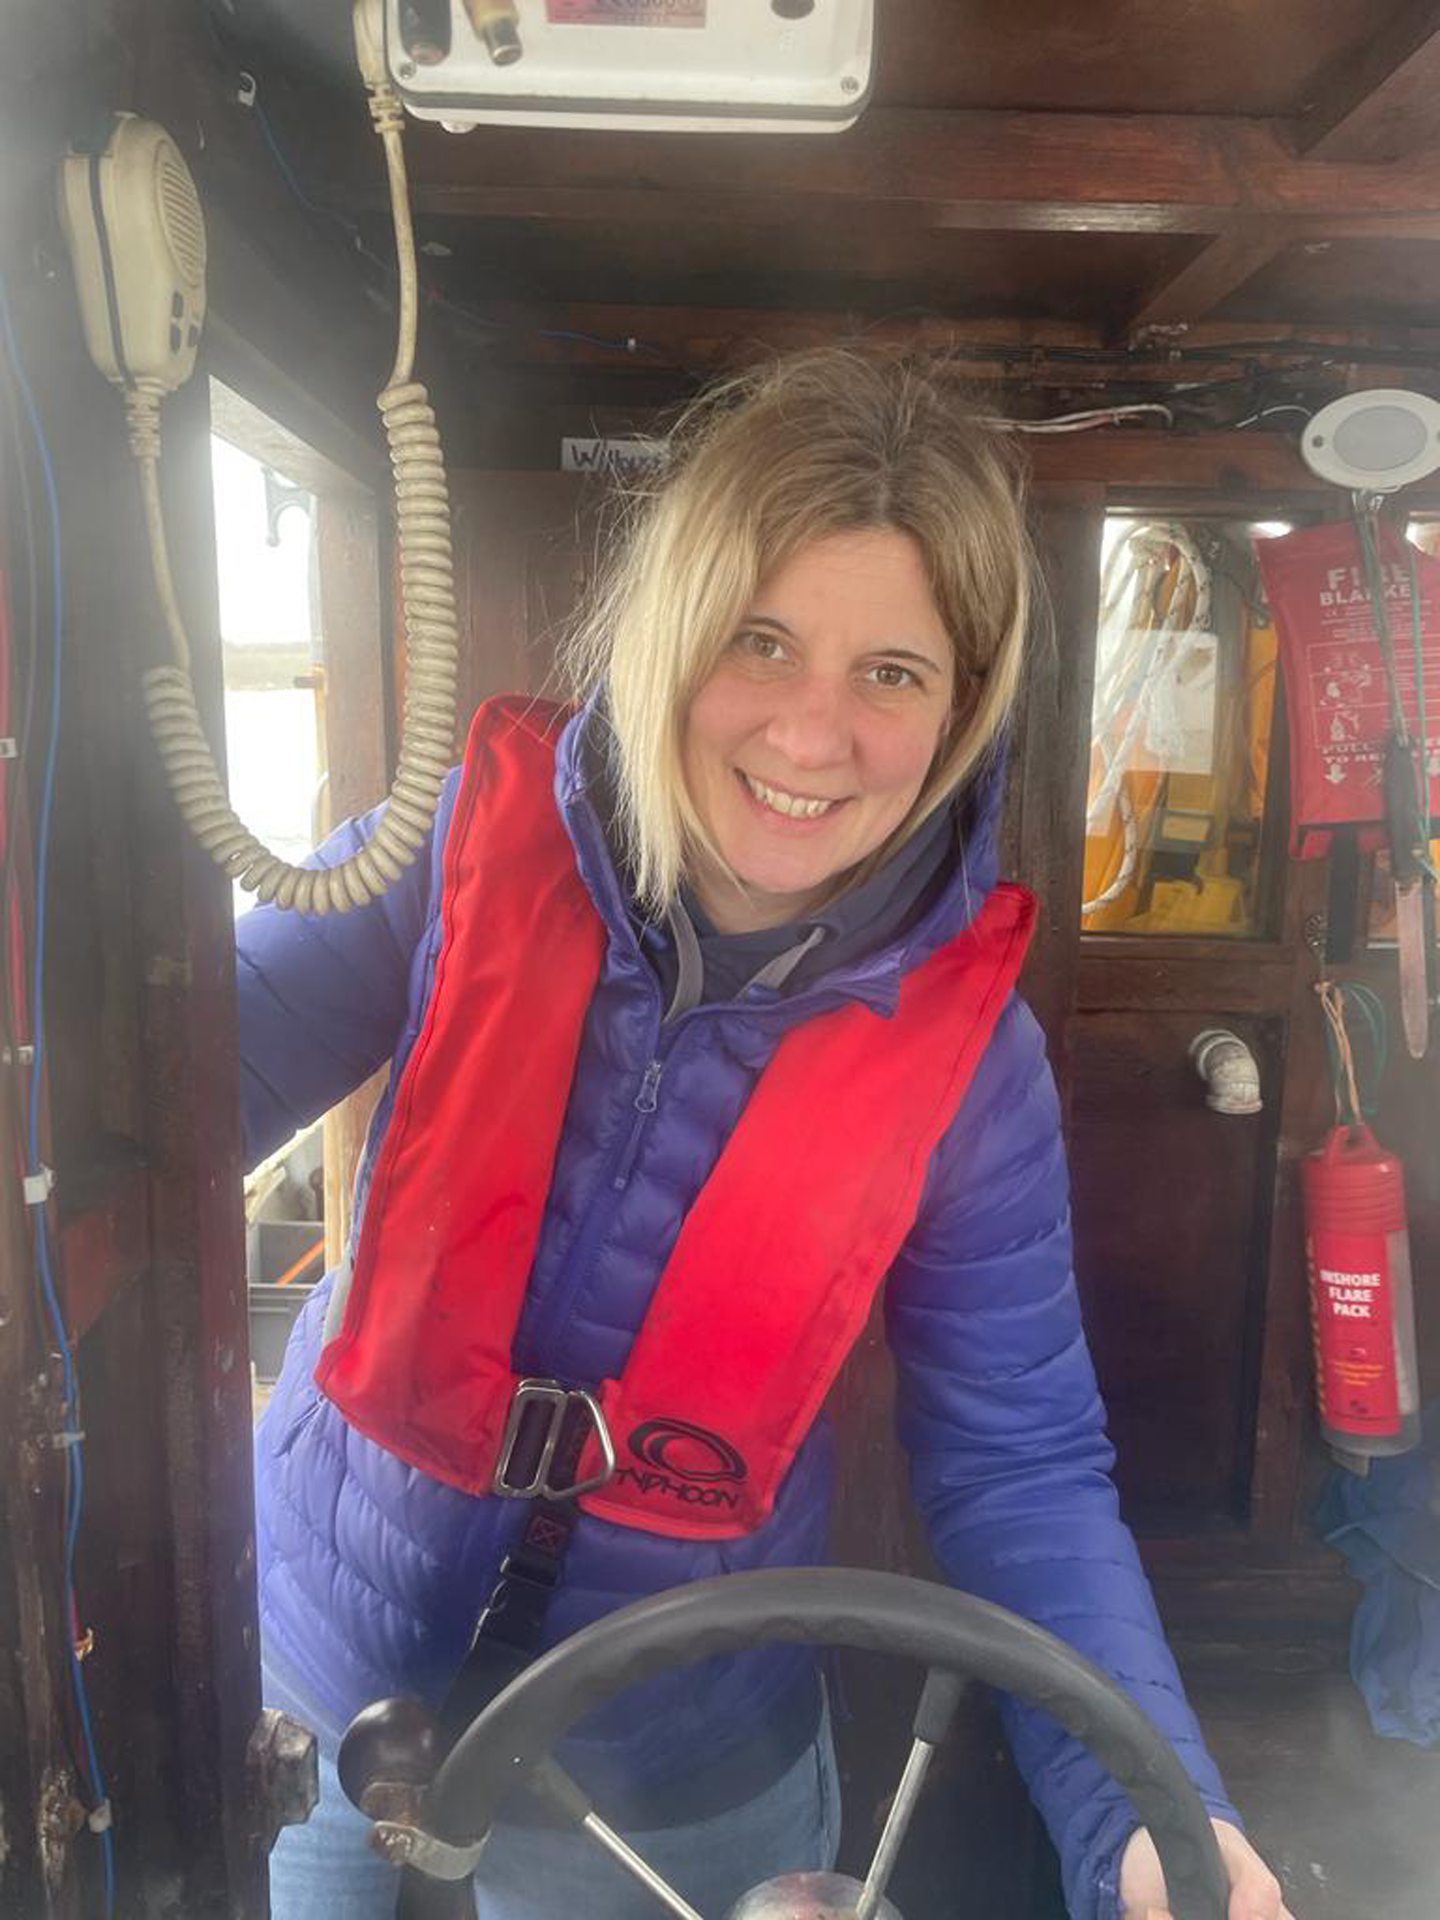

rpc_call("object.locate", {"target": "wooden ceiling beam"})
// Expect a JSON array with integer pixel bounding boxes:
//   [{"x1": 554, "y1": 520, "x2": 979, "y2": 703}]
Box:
[
  {"x1": 316, "y1": 108, "x2": 1440, "y2": 241},
  {"x1": 449, "y1": 302, "x2": 1440, "y2": 393},
  {"x1": 1297, "y1": 1, "x2": 1440, "y2": 162},
  {"x1": 1122, "y1": 228, "x2": 1292, "y2": 333}
]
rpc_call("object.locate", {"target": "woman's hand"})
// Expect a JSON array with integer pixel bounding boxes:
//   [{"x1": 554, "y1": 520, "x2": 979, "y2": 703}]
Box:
[{"x1": 1119, "y1": 1817, "x2": 1296, "y2": 1919}]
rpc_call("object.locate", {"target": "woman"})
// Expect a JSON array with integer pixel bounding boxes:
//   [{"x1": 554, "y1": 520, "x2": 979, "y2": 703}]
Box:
[{"x1": 244, "y1": 347, "x2": 1289, "y2": 1920}]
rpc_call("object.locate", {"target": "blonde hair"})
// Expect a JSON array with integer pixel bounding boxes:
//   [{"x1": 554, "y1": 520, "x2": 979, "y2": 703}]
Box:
[{"x1": 564, "y1": 344, "x2": 1033, "y2": 914}]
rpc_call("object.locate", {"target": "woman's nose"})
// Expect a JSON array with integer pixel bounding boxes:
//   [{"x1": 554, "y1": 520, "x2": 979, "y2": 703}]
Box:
[{"x1": 764, "y1": 675, "x2": 854, "y2": 769}]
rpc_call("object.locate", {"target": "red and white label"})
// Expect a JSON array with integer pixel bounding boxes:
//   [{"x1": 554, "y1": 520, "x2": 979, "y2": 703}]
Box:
[
  {"x1": 1307, "y1": 1229, "x2": 1401, "y2": 1434},
  {"x1": 547, "y1": 0, "x2": 706, "y2": 26},
  {"x1": 1256, "y1": 522, "x2": 1440, "y2": 855}
]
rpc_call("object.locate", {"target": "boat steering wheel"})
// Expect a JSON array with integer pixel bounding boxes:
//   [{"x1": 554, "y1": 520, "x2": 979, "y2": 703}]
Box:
[{"x1": 338, "y1": 1567, "x2": 1229, "y2": 1920}]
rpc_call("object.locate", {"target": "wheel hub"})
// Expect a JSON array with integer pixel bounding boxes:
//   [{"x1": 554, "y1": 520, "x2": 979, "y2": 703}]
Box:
[{"x1": 724, "y1": 1870, "x2": 901, "y2": 1920}]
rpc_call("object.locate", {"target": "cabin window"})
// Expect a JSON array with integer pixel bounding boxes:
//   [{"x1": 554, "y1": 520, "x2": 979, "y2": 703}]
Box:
[
  {"x1": 1081, "y1": 516, "x2": 1280, "y2": 938},
  {"x1": 208, "y1": 379, "x2": 390, "y2": 1407},
  {"x1": 210, "y1": 404, "x2": 323, "y2": 922}
]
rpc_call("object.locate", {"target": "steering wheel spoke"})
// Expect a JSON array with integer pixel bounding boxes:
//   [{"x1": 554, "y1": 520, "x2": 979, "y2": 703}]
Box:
[
  {"x1": 522, "y1": 1758, "x2": 709, "y2": 1920},
  {"x1": 854, "y1": 1669, "x2": 967, "y2": 1920},
  {"x1": 572, "y1": 1813, "x2": 709, "y2": 1920}
]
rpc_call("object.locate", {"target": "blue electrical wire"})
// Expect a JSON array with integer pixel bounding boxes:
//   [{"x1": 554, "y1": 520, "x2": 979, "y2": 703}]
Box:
[
  {"x1": 253, "y1": 97, "x2": 339, "y2": 226},
  {"x1": 0, "y1": 267, "x2": 116, "y2": 1920}
]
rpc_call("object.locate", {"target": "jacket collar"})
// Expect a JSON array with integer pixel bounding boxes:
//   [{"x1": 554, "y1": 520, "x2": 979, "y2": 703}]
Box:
[{"x1": 553, "y1": 693, "x2": 1007, "y2": 1021}]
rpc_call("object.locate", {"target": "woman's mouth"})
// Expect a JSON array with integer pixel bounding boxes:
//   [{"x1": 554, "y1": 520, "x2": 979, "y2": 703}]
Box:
[{"x1": 738, "y1": 771, "x2": 846, "y2": 821}]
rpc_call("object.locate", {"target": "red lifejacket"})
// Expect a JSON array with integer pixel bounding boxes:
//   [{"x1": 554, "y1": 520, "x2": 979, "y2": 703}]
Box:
[{"x1": 316, "y1": 697, "x2": 1035, "y2": 1540}]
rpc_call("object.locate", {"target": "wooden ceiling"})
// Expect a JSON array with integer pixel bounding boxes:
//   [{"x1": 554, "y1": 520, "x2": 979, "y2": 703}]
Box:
[
  {"x1": 872, "y1": 0, "x2": 1413, "y2": 122},
  {"x1": 241, "y1": 0, "x2": 1440, "y2": 350}
]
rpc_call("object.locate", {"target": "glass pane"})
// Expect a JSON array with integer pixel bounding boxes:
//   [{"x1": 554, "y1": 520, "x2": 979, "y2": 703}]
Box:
[
  {"x1": 1081, "y1": 517, "x2": 1281, "y2": 938},
  {"x1": 209, "y1": 427, "x2": 321, "y2": 920}
]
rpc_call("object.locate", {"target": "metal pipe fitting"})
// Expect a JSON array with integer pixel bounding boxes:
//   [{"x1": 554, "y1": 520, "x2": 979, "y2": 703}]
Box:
[{"x1": 1189, "y1": 1029, "x2": 1262, "y2": 1115}]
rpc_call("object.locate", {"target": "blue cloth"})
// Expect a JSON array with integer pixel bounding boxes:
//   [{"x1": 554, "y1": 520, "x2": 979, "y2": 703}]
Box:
[
  {"x1": 1316, "y1": 1410, "x2": 1440, "y2": 1745},
  {"x1": 268, "y1": 1697, "x2": 840, "y2": 1920},
  {"x1": 242, "y1": 702, "x2": 1238, "y2": 1920}
]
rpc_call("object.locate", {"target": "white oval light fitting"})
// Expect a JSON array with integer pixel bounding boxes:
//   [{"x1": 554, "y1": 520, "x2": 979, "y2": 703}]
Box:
[{"x1": 1302, "y1": 388, "x2": 1440, "y2": 495}]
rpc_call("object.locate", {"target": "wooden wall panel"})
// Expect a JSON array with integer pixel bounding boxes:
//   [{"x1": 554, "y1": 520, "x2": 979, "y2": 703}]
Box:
[{"x1": 1069, "y1": 1009, "x2": 1281, "y2": 1523}]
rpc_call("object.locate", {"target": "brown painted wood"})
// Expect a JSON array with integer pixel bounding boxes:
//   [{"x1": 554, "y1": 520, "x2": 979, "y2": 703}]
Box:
[
  {"x1": 1298, "y1": 1, "x2": 1440, "y2": 161},
  {"x1": 450, "y1": 470, "x2": 603, "y2": 721},
  {"x1": 460, "y1": 425, "x2": 1440, "y2": 506},
  {"x1": 1214, "y1": 235, "x2": 1440, "y2": 331},
  {"x1": 422, "y1": 215, "x2": 1199, "y2": 327},
  {"x1": 316, "y1": 108, "x2": 1440, "y2": 240},
  {"x1": 0, "y1": 849, "x2": 85, "y2": 1920},
  {"x1": 464, "y1": 302, "x2": 1440, "y2": 374},
  {"x1": 872, "y1": 0, "x2": 1402, "y2": 119},
  {"x1": 1069, "y1": 1008, "x2": 1281, "y2": 1524},
  {"x1": 1247, "y1": 870, "x2": 1335, "y2": 1536},
  {"x1": 1125, "y1": 230, "x2": 1292, "y2": 331},
  {"x1": 58, "y1": 1155, "x2": 150, "y2": 1342},
  {"x1": 126, "y1": 372, "x2": 267, "y2": 1917},
  {"x1": 1077, "y1": 945, "x2": 1296, "y2": 1015},
  {"x1": 1025, "y1": 432, "x2": 1364, "y2": 496}
]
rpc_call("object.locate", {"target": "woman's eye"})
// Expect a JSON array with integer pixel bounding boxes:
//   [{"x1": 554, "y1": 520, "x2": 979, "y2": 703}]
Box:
[
  {"x1": 734, "y1": 630, "x2": 786, "y2": 662},
  {"x1": 868, "y1": 661, "x2": 920, "y2": 690}
]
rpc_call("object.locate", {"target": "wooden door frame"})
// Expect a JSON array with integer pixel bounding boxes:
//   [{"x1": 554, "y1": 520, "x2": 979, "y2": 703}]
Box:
[{"x1": 1026, "y1": 443, "x2": 1423, "y2": 1549}]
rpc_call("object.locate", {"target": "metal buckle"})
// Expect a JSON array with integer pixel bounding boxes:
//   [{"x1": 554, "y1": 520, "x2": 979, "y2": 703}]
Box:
[{"x1": 491, "y1": 1379, "x2": 616, "y2": 1501}]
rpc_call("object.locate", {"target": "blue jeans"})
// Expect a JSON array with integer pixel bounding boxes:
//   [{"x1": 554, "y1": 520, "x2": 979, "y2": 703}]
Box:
[{"x1": 269, "y1": 1705, "x2": 841, "y2": 1920}]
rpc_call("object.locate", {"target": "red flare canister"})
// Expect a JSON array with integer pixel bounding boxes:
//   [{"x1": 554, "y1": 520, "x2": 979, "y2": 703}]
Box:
[{"x1": 1302, "y1": 1126, "x2": 1421, "y2": 1458}]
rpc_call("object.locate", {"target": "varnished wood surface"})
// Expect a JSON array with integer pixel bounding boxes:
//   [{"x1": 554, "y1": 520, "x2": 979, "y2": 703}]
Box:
[
  {"x1": 1298, "y1": 1, "x2": 1440, "y2": 161},
  {"x1": 327, "y1": 110, "x2": 1440, "y2": 239},
  {"x1": 872, "y1": 0, "x2": 1410, "y2": 121}
]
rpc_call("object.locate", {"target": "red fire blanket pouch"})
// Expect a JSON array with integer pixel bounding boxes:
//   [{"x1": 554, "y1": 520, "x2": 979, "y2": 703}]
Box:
[
  {"x1": 1255, "y1": 520, "x2": 1440, "y2": 858},
  {"x1": 317, "y1": 697, "x2": 1036, "y2": 1539}
]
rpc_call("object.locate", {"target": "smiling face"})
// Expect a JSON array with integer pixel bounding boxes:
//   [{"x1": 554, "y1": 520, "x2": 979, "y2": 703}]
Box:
[{"x1": 680, "y1": 529, "x2": 958, "y2": 933}]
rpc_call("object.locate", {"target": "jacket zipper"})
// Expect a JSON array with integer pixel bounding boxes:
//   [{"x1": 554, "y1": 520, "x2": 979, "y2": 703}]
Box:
[
  {"x1": 612, "y1": 1057, "x2": 664, "y2": 1191},
  {"x1": 521, "y1": 1023, "x2": 666, "y2": 1376},
  {"x1": 517, "y1": 968, "x2": 889, "y2": 1378}
]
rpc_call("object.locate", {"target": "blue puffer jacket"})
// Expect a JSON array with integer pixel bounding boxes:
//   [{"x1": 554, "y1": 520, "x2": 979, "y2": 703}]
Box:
[{"x1": 244, "y1": 706, "x2": 1238, "y2": 1920}]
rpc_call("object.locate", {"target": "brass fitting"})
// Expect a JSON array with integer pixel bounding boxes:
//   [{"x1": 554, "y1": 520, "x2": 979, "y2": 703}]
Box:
[{"x1": 462, "y1": 1, "x2": 523, "y2": 66}]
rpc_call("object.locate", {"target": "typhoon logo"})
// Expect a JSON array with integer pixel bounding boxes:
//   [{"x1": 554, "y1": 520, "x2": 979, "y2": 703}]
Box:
[{"x1": 617, "y1": 1418, "x2": 748, "y2": 1510}]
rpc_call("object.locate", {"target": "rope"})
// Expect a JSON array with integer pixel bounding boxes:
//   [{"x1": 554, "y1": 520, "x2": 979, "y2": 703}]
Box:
[
  {"x1": 1316, "y1": 979, "x2": 1388, "y2": 1128},
  {"x1": 1318, "y1": 981, "x2": 1363, "y2": 1127}
]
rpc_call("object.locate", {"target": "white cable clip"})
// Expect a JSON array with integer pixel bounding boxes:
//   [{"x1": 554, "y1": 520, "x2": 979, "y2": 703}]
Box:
[
  {"x1": 0, "y1": 737, "x2": 17, "y2": 759},
  {"x1": 52, "y1": 1428, "x2": 87, "y2": 1450},
  {"x1": 87, "y1": 1799, "x2": 113, "y2": 1834},
  {"x1": 22, "y1": 1165, "x2": 55, "y2": 1205},
  {"x1": 237, "y1": 71, "x2": 258, "y2": 109}
]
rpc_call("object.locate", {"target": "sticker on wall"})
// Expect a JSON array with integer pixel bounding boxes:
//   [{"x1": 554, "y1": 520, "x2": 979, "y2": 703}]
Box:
[
  {"x1": 546, "y1": 1, "x2": 707, "y2": 26},
  {"x1": 561, "y1": 436, "x2": 667, "y2": 476}
]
